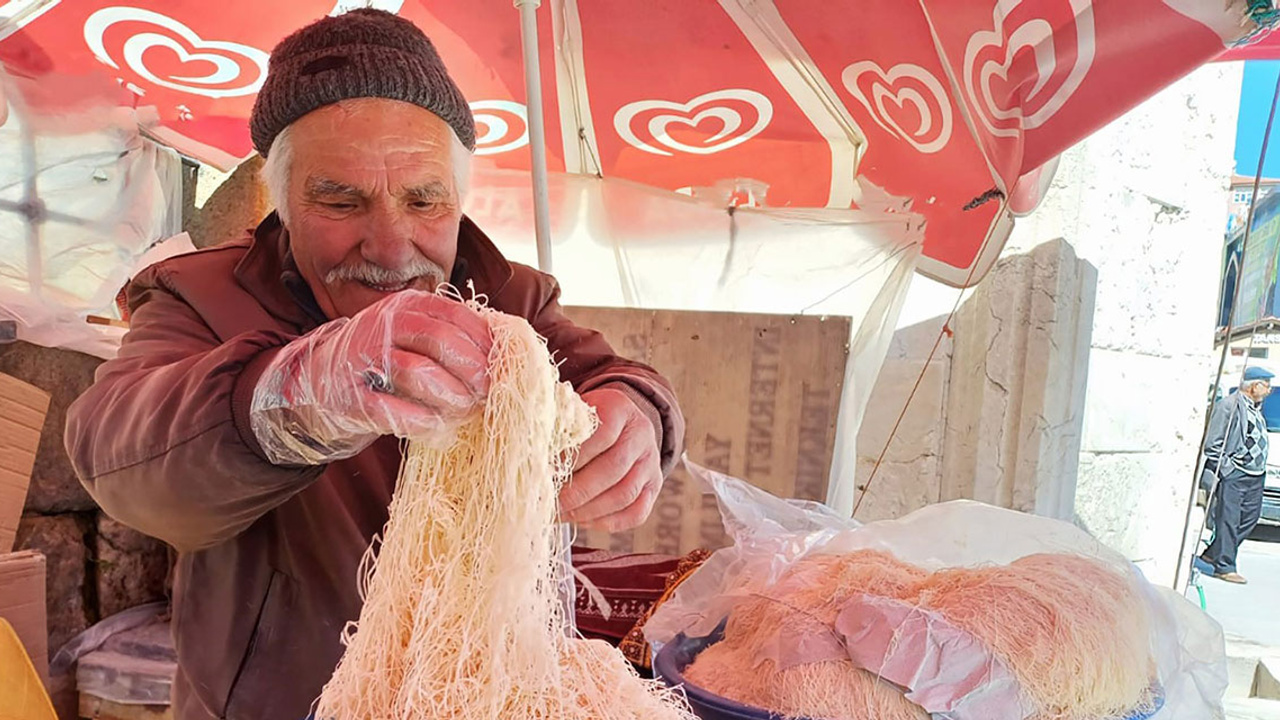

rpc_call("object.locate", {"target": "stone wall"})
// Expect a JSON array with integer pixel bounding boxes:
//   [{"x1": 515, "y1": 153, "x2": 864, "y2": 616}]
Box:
[
  {"x1": 1, "y1": 341, "x2": 169, "y2": 657},
  {"x1": 1001, "y1": 62, "x2": 1240, "y2": 586},
  {"x1": 183, "y1": 156, "x2": 270, "y2": 249},
  {"x1": 854, "y1": 240, "x2": 1097, "y2": 523},
  {"x1": 939, "y1": 240, "x2": 1096, "y2": 521}
]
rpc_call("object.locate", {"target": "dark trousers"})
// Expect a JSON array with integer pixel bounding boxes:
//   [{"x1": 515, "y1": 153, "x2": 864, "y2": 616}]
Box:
[{"x1": 1202, "y1": 468, "x2": 1267, "y2": 574}]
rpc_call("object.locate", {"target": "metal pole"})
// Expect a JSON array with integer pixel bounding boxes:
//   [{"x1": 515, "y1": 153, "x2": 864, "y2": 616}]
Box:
[
  {"x1": 18, "y1": 100, "x2": 42, "y2": 299},
  {"x1": 515, "y1": 0, "x2": 575, "y2": 635},
  {"x1": 515, "y1": 0, "x2": 554, "y2": 275}
]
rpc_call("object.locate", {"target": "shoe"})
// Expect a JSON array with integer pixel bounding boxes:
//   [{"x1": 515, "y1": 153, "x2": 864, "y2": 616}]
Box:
[
  {"x1": 1193, "y1": 556, "x2": 1215, "y2": 576},
  {"x1": 1214, "y1": 572, "x2": 1248, "y2": 585}
]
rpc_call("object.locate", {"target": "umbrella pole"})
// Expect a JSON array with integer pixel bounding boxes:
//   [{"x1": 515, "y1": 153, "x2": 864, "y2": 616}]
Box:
[
  {"x1": 514, "y1": 0, "x2": 554, "y2": 275},
  {"x1": 515, "y1": 0, "x2": 575, "y2": 638}
]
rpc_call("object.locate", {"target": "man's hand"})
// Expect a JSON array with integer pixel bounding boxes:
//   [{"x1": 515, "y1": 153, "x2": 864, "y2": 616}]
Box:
[
  {"x1": 249, "y1": 291, "x2": 492, "y2": 465},
  {"x1": 559, "y1": 388, "x2": 662, "y2": 532}
]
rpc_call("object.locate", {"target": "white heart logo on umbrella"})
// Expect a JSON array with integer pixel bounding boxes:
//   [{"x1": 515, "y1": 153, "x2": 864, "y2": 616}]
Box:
[
  {"x1": 963, "y1": 0, "x2": 1095, "y2": 138},
  {"x1": 842, "y1": 61, "x2": 953, "y2": 155},
  {"x1": 83, "y1": 7, "x2": 268, "y2": 99},
  {"x1": 614, "y1": 89, "x2": 773, "y2": 157},
  {"x1": 471, "y1": 100, "x2": 529, "y2": 156}
]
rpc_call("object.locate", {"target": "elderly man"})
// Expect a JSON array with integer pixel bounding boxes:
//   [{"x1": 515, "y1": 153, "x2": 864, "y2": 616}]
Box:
[
  {"x1": 1196, "y1": 366, "x2": 1274, "y2": 585},
  {"x1": 64, "y1": 10, "x2": 683, "y2": 720}
]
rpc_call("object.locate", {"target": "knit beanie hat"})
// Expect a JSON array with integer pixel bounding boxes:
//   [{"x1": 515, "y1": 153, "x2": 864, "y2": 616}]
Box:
[{"x1": 249, "y1": 9, "x2": 475, "y2": 157}]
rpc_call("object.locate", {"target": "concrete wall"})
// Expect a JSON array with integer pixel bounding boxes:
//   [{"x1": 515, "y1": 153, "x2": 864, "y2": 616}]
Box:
[{"x1": 857, "y1": 61, "x2": 1243, "y2": 587}]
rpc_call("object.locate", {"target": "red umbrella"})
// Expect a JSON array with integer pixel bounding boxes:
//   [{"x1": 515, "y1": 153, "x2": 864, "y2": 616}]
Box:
[{"x1": 0, "y1": 0, "x2": 1271, "y2": 285}]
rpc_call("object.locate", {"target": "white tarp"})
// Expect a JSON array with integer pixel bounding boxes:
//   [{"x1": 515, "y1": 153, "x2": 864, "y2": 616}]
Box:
[{"x1": 0, "y1": 70, "x2": 183, "y2": 357}]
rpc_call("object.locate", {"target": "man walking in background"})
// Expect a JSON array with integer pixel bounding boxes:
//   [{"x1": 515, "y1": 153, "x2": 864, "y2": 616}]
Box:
[{"x1": 1197, "y1": 366, "x2": 1274, "y2": 584}]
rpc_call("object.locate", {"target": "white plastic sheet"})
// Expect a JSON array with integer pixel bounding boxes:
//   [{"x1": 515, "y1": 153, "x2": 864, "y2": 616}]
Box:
[
  {"x1": 646, "y1": 460, "x2": 1230, "y2": 720},
  {"x1": 47, "y1": 602, "x2": 169, "y2": 708},
  {"x1": 0, "y1": 69, "x2": 182, "y2": 358},
  {"x1": 466, "y1": 169, "x2": 922, "y2": 316}
]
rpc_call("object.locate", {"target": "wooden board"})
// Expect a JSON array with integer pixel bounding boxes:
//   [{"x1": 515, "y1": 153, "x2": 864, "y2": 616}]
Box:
[{"x1": 563, "y1": 307, "x2": 851, "y2": 555}]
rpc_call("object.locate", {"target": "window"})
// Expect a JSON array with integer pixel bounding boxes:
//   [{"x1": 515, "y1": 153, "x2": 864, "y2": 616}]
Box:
[
  {"x1": 1251, "y1": 347, "x2": 1269, "y2": 359},
  {"x1": 1235, "y1": 190, "x2": 1254, "y2": 204}
]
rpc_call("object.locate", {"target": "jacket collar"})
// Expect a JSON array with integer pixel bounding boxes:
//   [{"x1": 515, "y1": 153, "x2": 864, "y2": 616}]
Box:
[{"x1": 233, "y1": 212, "x2": 515, "y2": 331}]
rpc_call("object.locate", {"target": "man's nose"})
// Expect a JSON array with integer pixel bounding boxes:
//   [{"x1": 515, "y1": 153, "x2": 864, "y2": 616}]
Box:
[{"x1": 360, "y1": 206, "x2": 417, "y2": 268}]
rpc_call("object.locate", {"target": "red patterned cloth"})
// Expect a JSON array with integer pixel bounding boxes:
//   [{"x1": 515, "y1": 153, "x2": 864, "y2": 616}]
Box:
[
  {"x1": 570, "y1": 546, "x2": 713, "y2": 670},
  {"x1": 571, "y1": 546, "x2": 683, "y2": 645}
]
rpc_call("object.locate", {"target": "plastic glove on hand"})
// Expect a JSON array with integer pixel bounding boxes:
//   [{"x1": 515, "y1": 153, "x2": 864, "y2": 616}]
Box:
[{"x1": 250, "y1": 290, "x2": 492, "y2": 465}]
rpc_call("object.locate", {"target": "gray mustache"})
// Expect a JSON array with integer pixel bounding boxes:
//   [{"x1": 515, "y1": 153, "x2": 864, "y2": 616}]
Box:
[{"x1": 325, "y1": 260, "x2": 447, "y2": 286}]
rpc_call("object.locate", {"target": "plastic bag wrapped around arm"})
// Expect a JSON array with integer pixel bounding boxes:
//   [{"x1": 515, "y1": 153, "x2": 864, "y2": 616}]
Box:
[{"x1": 249, "y1": 290, "x2": 492, "y2": 466}]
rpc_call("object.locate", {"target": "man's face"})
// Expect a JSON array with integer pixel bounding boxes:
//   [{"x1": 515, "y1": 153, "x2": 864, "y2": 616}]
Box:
[
  {"x1": 1248, "y1": 380, "x2": 1274, "y2": 403},
  {"x1": 281, "y1": 98, "x2": 464, "y2": 319}
]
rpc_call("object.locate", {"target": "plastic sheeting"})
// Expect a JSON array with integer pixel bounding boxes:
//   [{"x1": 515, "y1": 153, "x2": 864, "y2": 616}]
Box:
[
  {"x1": 645, "y1": 461, "x2": 1230, "y2": 720},
  {"x1": 466, "y1": 170, "x2": 922, "y2": 315},
  {"x1": 0, "y1": 70, "x2": 183, "y2": 358},
  {"x1": 46, "y1": 602, "x2": 169, "y2": 707}
]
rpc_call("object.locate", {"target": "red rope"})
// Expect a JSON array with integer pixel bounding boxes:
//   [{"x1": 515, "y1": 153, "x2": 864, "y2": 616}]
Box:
[
  {"x1": 852, "y1": 313, "x2": 958, "y2": 518},
  {"x1": 852, "y1": 195, "x2": 1000, "y2": 517}
]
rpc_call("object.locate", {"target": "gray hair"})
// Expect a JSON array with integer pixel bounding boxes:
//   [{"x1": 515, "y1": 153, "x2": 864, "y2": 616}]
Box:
[
  {"x1": 1243, "y1": 378, "x2": 1272, "y2": 392},
  {"x1": 261, "y1": 121, "x2": 473, "y2": 226}
]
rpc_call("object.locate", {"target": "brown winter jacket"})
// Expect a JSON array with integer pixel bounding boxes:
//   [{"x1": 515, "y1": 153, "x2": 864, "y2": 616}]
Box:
[{"x1": 64, "y1": 214, "x2": 684, "y2": 720}]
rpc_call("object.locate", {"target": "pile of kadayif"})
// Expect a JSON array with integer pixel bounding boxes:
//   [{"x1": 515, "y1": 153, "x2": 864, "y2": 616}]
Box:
[
  {"x1": 312, "y1": 308, "x2": 695, "y2": 720},
  {"x1": 686, "y1": 548, "x2": 1157, "y2": 720}
]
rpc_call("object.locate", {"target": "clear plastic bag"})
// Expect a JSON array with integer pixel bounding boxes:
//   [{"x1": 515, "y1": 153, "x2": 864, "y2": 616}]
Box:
[
  {"x1": 47, "y1": 602, "x2": 171, "y2": 707},
  {"x1": 645, "y1": 460, "x2": 1229, "y2": 720}
]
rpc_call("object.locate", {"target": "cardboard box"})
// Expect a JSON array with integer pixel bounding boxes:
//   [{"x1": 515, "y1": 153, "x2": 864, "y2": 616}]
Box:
[
  {"x1": 0, "y1": 549, "x2": 49, "y2": 684},
  {"x1": 564, "y1": 307, "x2": 851, "y2": 555},
  {"x1": 0, "y1": 372, "x2": 51, "y2": 551}
]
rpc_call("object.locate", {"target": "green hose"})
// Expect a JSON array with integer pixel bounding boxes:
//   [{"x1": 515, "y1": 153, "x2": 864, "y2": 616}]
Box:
[
  {"x1": 1242, "y1": 0, "x2": 1280, "y2": 45},
  {"x1": 1248, "y1": 0, "x2": 1280, "y2": 26}
]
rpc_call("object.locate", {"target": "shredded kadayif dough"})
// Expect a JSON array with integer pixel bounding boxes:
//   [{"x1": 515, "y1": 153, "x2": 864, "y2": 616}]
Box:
[{"x1": 312, "y1": 306, "x2": 696, "y2": 720}]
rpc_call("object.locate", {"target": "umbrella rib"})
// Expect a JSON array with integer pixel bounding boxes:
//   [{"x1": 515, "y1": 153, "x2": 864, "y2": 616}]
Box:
[
  {"x1": 549, "y1": 0, "x2": 602, "y2": 177},
  {"x1": 719, "y1": 0, "x2": 864, "y2": 208}
]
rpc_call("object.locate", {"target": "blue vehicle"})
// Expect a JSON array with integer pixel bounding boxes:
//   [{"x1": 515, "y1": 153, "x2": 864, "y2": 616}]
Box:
[{"x1": 1260, "y1": 391, "x2": 1280, "y2": 526}]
